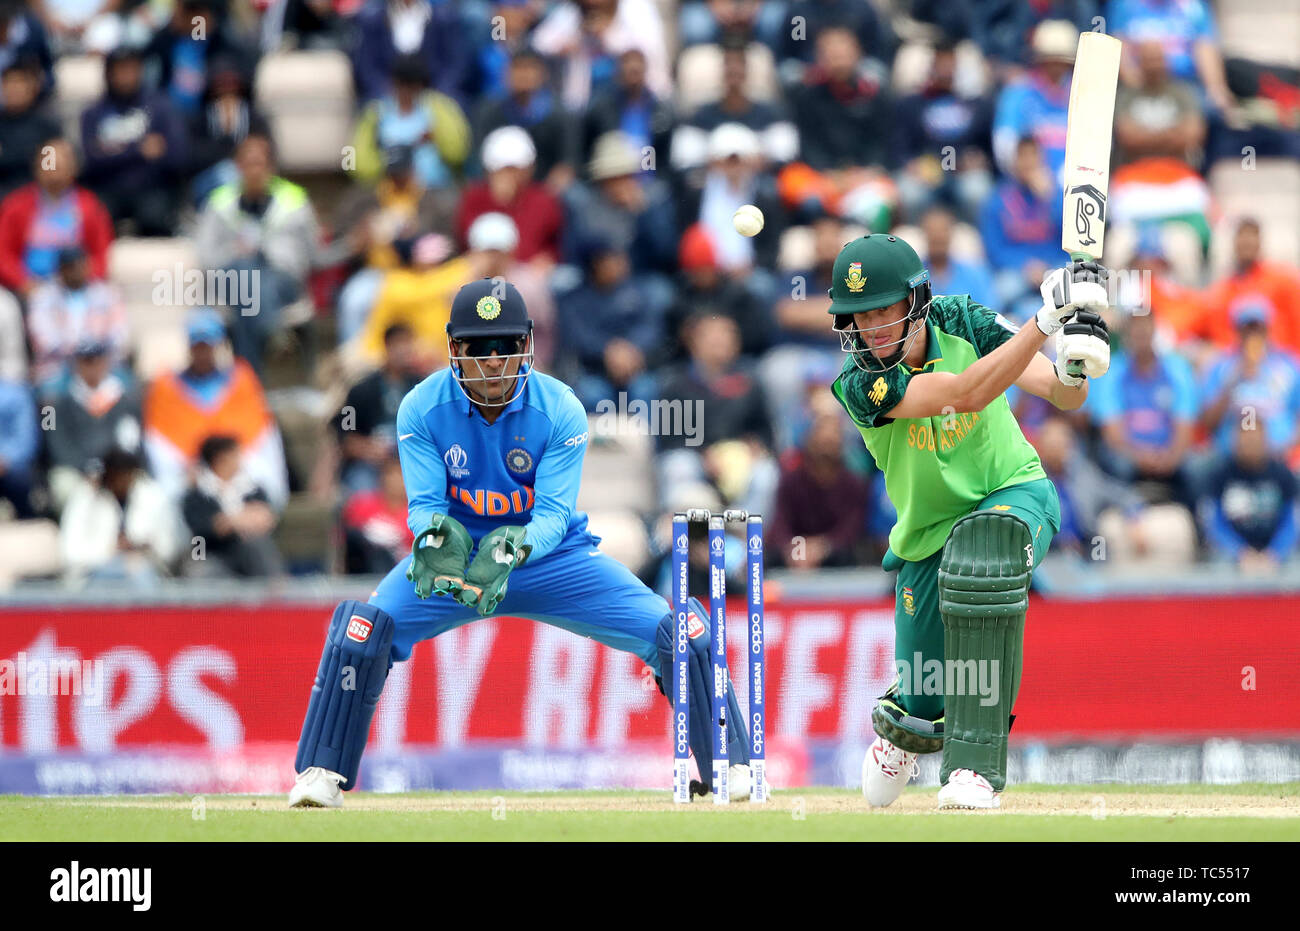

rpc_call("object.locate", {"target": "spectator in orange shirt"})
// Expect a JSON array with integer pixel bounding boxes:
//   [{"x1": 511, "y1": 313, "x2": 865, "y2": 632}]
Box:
[
  {"x1": 1197, "y1": 218, "x2": 1300, "y2": 354},
  {"x1": 143, "y1": 308, "x2": 289, "y2": 511},
  {"x1": 1125, "y1": 229, "x2": 1204, "y2": 347}
]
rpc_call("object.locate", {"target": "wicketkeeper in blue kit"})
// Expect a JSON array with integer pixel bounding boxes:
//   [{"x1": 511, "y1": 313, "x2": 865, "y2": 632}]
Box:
[{"x1": 290, "y1": 279, "x2": 752, "y2": 806}]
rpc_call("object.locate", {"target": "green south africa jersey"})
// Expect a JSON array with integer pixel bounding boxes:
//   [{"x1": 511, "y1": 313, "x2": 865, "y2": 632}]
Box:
[{"x1": 831, "y1": 294, "x2": 1047, "y2": 562}]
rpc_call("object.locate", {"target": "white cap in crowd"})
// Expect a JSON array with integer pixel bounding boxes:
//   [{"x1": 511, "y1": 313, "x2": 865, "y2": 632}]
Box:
[
  {"x1": 1032, "y1": 20, "x2": 1079, "y2": 61},
  {"x1": 708, "y1": 122, "x2": 761, "y2": 162},
  {"x1": 587, "y1": 131, "x2": 644, "y2": 181},
  {"x1": 481, "y1": 126, "x2": 537, "y2": 173},
  {"x1": 468, "y1": 212, "x2": 520, "y2": 253}
]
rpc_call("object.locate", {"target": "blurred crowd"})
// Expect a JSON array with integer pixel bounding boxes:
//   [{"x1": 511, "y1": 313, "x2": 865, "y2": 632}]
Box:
[{"x1": 0, "y1": 0, "x2": 1299, "y2": 589}]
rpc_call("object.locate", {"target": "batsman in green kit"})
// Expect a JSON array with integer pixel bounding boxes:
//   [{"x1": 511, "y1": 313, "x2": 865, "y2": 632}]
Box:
[{"x1": 827, "y1": 234, "x2": 1113, "y2": 809}]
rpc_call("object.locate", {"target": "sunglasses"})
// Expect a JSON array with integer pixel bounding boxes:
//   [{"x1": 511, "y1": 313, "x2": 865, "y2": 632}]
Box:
[{"x1": 459, "y1": 337, "x2": 525, "y2": 358}]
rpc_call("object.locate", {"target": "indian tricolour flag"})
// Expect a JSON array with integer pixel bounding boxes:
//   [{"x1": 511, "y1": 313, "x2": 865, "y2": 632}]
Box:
[{"x1": 1110, "y1": 157, "x2": 1212, "y2": 249}]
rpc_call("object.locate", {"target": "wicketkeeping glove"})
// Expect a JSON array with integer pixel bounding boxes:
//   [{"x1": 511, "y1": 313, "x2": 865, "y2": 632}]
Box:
[
  {"x1": 1035, "y1": 259, "x2": 1110, "y2": 335},
  {"x1": 406, "y1": 513, "x2": 474, "y2": 600},
  {"x1": 1055, "y1": 310, "x2": 1112, "y2": 386},
  {"x1": 457, "y1": 525, "x2": 532, "y2": 616}
]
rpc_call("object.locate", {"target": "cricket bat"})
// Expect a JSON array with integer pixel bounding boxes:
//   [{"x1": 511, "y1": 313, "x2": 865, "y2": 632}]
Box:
[{"x1": 1061, "y1": 31, "x2": 1123, "y2": 264}]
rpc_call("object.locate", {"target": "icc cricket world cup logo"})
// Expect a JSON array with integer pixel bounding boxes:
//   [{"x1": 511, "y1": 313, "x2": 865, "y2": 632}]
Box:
[{"x1": 1068, "y1": 183, "x2": 1106, "y2": 248}]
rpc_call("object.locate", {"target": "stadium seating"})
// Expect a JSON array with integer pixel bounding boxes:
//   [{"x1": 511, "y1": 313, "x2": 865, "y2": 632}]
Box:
[
  {"x1": 108, "y1": 237, "x2": 201, "y2": 380},
  {"x1": 52, "y1": 54, "x2": 104, "y2": 146},
  {"x1": 254, "y1": 50, "x2": 355, "y2": 173}
]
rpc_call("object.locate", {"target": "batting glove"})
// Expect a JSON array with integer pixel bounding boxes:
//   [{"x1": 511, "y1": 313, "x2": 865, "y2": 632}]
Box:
[
  {"x1": 1036, "y1": 260, "x2": 1110, "y2": 336},
  {"x1": 1054, "y1": 310, "x2": 1112, "y2": 386}
]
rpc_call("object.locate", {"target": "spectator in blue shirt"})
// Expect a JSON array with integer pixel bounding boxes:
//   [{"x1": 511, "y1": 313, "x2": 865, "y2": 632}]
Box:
[
  {"x1": 991, "y1": 19, "x2": 1075, "y2": 179},
  {"x1": 555, "y1": 239, "x2": 665, "y2": 411},
  {"x1": 891, "y1": 38, "x2": 994, "y2": 224},
  {"x1": 142, "y1": 0, "x2": 255, "y2": 117},
  {"x1": 80, "y1": 46, "x2": 188, "y2": 236},
  {"x1": 1199, "y1": 296, "x2": 1300, "y2": 460},
  {"x1": 1106, "y1": 0, "x2": 1233, "y2": 112},
  {"x1": 920, "y1": 206, "x2": 996, "y2": 308},
  {"x1": 1091, "y1": 310, "x2": 1198, "y2": 507},
  {"x1": 979, "y1": 136, "x2": 1062, "y2": 323},
  {"x1": 678, "y1": 0, "x2": 791, "y2": 53},
  {"x1": 975, "y1": 0, "x2": 1100, "y2": 67},
  {"x1": 0, "y1": 374, "x2": 37, "y2": 518},
  {"x1": 1202, "y1": 418, "x2": 1298, "y2": 572},
  {"x1": 562, "y1": 131, "x2": 678, "y2": 285},
  {"x1": 349, "y1": 0, "x2": 472, "y2": 107},
  {"x1": 0, "y1": 2, "x2": 54, "y2": 101},
  {"x1": 471, "y1": 49, "x2": 573, "y2": 184},
  {"x1": 581, "y1": 48, "x2": 674, "y2": 171}
]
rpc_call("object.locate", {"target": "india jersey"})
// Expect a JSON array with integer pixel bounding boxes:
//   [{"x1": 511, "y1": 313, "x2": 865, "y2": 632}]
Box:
[
  {"x1": 394, "y1": 368, "x2": 592, "y2": 560},
  {"x1": 831, "y1": 294, "x2": 1047, "y2": 562}
]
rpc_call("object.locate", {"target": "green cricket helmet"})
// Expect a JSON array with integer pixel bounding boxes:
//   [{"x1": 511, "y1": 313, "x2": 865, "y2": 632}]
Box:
[{"x1": 827, "y1": 233, "x2": 932, "y2": 373}]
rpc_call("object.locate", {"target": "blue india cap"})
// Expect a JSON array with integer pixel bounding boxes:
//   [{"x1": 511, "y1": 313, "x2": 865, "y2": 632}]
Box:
[
  {"x1": 1230, "y1": 294, "x2": 1274, "y2": 328},
  {"x1": 74, "y1": 336, "x2": 109, "y2": 357},
  {"x1": 187, "y1": 307, "x2": 227, "y2": 345}
]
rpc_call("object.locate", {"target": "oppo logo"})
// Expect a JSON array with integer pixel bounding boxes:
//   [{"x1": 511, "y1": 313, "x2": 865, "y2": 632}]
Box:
[
  {"x1": 675, "y1": 711, "x2": 689, "y2": 753},
  {"x1": 750, "y1": 613, "x2": 763, "y2": 653},
  {"x1": 751, "y1": 712, "x2": 764, "y2": 755}
]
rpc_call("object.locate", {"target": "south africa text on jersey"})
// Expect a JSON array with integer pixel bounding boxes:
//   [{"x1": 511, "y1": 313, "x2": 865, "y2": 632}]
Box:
[{"x1": 906, "y1": 412, "x2": 981, "y2": 452}]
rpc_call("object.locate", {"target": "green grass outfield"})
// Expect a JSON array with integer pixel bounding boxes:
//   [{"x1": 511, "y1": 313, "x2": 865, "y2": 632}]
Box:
[{"x1": 2, "y1": 783, "x2": 1297, "y2": 841}]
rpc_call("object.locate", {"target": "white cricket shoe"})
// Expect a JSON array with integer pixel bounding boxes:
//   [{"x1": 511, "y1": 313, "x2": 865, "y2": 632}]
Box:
[
  {"x1": 936, "y1": 768, "x2": 1000, "y2": 810},
  {"x1": 861, "y1": 736, "x2": 919, "y2": 808},
  {"x1": 728, "y1": 763, "x2": 753, "y2": 801},
  {"x1": 288, "y1": 767, "x2": 346, "y2": 808}
]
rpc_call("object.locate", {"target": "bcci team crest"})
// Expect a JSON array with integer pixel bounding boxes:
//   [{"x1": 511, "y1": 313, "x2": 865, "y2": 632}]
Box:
[
  {"x1": 845, "y1": 262, "x2": 866, "y2": 293},
  {"x1": 476, "y1": 295, "x2": 502, "y2": 320},
  {"x1": 868, "y1": 377, "x2": 888, "y2": 404},
  {"x1": 506, "y1": 447, "x2": 533, "y2": 474}
]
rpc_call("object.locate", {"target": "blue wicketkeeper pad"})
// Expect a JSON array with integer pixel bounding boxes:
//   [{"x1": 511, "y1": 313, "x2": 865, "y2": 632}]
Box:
[{"x1": 294, "y1": 600, "x2": 395, "y2": 788}]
